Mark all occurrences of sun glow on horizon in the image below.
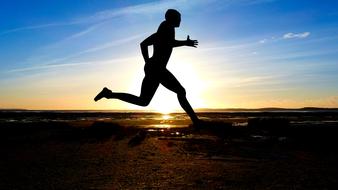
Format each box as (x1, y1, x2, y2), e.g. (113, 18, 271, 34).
(126, 58, 207, 114)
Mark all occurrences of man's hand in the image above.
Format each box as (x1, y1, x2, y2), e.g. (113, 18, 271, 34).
(186, 35, 198, 48)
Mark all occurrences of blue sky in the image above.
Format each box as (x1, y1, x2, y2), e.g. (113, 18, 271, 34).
(1, 0, 338, 110)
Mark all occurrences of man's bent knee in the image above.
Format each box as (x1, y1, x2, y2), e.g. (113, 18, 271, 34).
(139, 99, 151, 107)
(177, 87, 186, 97)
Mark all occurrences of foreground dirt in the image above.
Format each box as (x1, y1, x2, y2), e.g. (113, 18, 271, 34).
(1, 125, 338, 190)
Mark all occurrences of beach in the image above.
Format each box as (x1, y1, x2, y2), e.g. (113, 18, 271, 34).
(1, 110, 338, 189)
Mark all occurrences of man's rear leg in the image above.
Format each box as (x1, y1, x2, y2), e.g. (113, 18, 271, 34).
(94, 76, 159, 106)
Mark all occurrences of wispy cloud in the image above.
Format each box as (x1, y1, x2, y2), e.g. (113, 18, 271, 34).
(78, 0, 194, 23)
(0, 0, 277, 36)
(0, 23, 68, 36)
(77, 33, 144, 55)
(65, 23, 103, 40)
(47, 33, 143, 63)
(244, 0, 278, 5)
(283, 32, 310, 39)
(44, 21, 108, 50)
(231, 75, 284, 87)
(7, 34, 143, 73)
(258, 32, 310, 44)
(7, 57, 137, 73)
(259, 39, 267, 44)
(0, 0, 201, 36)
(7, 62, 94, 73)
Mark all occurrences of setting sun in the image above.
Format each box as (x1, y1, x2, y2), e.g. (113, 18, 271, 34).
(126, 58, 206, 114)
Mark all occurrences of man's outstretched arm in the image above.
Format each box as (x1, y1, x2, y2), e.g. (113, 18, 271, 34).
(173, 35, 198, 48)
(140, 33, 156, 62)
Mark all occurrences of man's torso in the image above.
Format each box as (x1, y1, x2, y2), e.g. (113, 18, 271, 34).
(151, 21, 174, 66)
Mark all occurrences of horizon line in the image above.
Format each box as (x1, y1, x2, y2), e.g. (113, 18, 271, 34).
(1, 107, 338, 112)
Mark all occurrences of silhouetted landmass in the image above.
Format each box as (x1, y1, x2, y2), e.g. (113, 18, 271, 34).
(196, 107, 338, 112)
(0, 108, 27, 111)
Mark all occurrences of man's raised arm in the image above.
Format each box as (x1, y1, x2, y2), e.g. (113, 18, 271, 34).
(173, 35, 198, 48)
(140, 33, 156, 62)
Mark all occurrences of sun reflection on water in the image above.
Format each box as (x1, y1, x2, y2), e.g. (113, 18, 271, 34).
(161, 114, 172, 120)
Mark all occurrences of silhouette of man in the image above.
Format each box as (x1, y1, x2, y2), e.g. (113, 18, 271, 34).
(94, 9, 200, 125)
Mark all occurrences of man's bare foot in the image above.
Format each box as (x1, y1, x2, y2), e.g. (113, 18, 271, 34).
(191, 119, 205, 130)
(94, 87, 111, 101)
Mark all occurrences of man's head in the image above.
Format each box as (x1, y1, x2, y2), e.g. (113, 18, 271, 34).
(165, 9, 181, 27)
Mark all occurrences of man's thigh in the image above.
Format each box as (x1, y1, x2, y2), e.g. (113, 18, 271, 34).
(140, 75, 160, 100)
(160, 70, 185, 94)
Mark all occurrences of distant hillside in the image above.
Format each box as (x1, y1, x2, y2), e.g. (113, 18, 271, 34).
(196, 107, 338, 112)
(0, 108, 27, 111)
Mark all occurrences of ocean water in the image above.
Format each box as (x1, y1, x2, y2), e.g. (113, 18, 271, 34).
(1, 110, 338, 128)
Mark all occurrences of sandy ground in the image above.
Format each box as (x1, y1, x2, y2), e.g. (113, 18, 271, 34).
(1, 120, 338, 190)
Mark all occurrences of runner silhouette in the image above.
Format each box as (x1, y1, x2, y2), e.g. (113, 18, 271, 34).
(94, 9, 201, 125)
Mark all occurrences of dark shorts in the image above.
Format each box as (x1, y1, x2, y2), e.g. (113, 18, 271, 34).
(144, 62, 166, 79)
(143, 62, 185, 95)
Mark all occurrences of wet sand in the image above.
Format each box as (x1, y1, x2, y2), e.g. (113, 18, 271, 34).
(1, 111, 338, 189)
